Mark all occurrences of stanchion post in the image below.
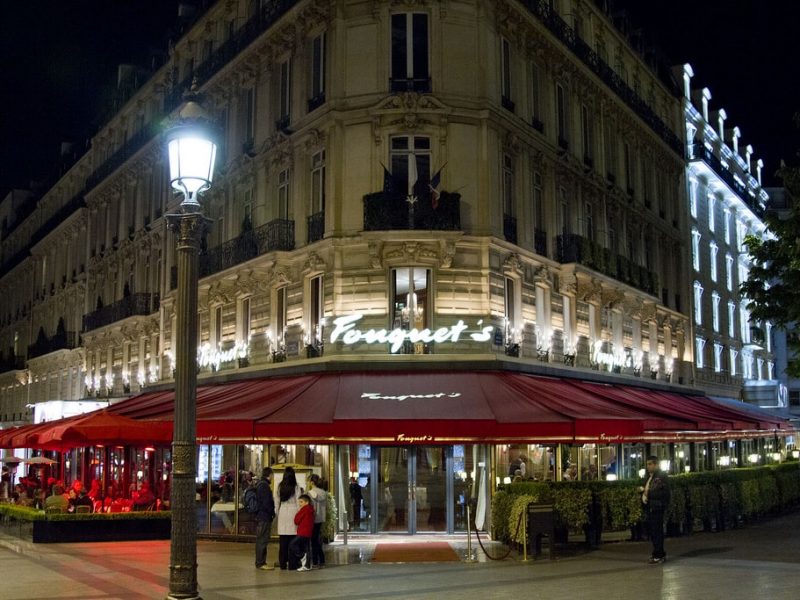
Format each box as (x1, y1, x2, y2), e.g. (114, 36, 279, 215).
(521, 506, 529, 562)
(465, 502, 476, 562)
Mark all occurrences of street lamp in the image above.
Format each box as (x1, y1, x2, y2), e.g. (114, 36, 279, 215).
(165, 80, 217, 600)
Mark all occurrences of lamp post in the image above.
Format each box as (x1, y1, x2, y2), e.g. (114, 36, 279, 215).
(165, 80, 217, 600)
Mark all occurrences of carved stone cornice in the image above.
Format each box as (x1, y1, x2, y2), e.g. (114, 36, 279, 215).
(383, 242, 439, 264)
(502, 253, 524, 276)
(576, 277, 603, 304)
(302, 252, 326, 275)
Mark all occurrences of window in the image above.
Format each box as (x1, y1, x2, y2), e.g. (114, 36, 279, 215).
(739, 304, 749, 343)
(279, 59, 291, 123)
(310, 33, 326, 107)
(736, 220, 747, 250)
(503, 154, 515, 217)
(311, 150, 325, 214)
(556, 84, 568, 147)
(623, 142, 632, 193)
(691, 228, 701, 271)
(584, 202, 594, 241)
(729, 347, 738, 376)
(504, 277, 519, 343)
(390, 136, 431, 196)
(391, 268, 431, 353)
(581, 105, 591, 164)
(714, 342, 723, 373)
(689, 178, 698, 218)
(242, 190, 253, 231)
(239, 297, 251, 342)
(278, 168, 290, 220)
(532, 171, 544, 230)
(766, 322, 773, 352)
(559, 187, 569, 233)
(501, 38, 512, 106)
(693, 281, 703, 326)
(695, 336, 705, 369)
(738, 262, 749, 288)
(728, 301, 736, 338)
(309, 275, 324, 344)
(725, 254, 734, 291)
(275, 286, 287, 344)
(213, 305, 223, 347)
(709, 241, 718, 282)
(723, 208, 731, 244)
(391, 13, 429, 92)
(531, 63, 543, 129)
(708, 194, 716, 232)
(712, 292, 720, 332)
(244, 87, 255, 145)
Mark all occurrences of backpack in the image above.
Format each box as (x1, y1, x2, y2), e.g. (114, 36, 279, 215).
(244, 485, 259, 514)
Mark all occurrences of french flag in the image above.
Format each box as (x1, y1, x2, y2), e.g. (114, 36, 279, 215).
(429, 165, 444, 209)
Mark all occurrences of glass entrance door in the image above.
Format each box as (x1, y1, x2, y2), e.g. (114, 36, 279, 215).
(376, 446, 447, 533)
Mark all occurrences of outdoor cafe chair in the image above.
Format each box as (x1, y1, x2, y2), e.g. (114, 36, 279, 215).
(45, 507, 64, 515)
(75, 505, 91, 514)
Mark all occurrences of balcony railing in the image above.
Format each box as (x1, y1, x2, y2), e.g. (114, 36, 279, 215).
(171, 219, 295, 288)
(503, 214, 518, 244)
(83, 293, 160, 332)
(0, 356, 26, 373)
(363, 191, 461, 231)
(556, 233, 659, 296)
(519, 0, 683, 157)
(389, 77, 432, 93)
(307, 211, 325, 244)
(86, 125, 158, 192)
(691, 143, 763, 217)
(27, 332, 78, 359)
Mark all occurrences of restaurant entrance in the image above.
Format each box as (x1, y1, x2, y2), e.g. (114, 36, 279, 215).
(344, 444, 487, 535)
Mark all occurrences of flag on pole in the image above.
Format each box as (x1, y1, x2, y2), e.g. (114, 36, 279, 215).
(408, 154, 418, 199)
(429, 164, 445, 209)
(382, 163, 398, 197)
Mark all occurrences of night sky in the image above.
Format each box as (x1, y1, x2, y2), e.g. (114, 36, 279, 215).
(1, 0, 798, 196)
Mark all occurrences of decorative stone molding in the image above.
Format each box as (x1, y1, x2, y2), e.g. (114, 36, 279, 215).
(439, 240, 456, 269)
(383, 242, 439, 264)
(368, 241, 383, 269)
(576, 277, 603, 304)
(302, 252, 326, 275)
(502, 253, 524, 277)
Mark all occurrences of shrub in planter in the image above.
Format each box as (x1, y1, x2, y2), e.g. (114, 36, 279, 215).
(772, 463, 800, 508)
(665, 476, 689, 532)
(508, 494, 539, 545)
(491, 491, 514, 542)
(550, 484, 592, 532)
(598, 483, 642, 531)
(0, 504, 44, 521)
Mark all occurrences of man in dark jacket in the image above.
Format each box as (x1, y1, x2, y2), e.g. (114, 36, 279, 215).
(639, 456, 671, 564)
(255, 467, 276, 570)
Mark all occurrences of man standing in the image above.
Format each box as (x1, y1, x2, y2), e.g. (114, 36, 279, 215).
(639, 456, 671, 564)
(255, 467, 275, 570)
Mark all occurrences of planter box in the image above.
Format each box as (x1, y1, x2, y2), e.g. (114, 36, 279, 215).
(32, 517, 171, 543)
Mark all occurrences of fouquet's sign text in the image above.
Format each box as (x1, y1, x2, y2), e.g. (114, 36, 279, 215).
(329, 314, 494, 353)
(362, 392, 462, 402)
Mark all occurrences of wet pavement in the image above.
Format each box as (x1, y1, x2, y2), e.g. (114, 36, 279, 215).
(1, 511, 799, 599)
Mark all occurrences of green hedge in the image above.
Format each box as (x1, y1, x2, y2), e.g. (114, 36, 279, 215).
(0, 504, 169, 522)
(492, 464, 800, 543)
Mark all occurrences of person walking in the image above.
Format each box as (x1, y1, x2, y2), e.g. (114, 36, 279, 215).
(307, 474, 328, 568)
(275, 466, 303, 570)
(254, 467, 275, 570)
(290, 493, 315, 572)
(639, 455, 671, 564)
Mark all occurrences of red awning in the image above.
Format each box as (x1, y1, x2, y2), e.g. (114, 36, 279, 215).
(101, 371, 790, 445)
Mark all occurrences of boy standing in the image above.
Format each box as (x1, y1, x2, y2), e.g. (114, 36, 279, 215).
(290, 493, 315, 572)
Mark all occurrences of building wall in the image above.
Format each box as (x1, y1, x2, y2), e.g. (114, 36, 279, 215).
(1, 0, 691, 426)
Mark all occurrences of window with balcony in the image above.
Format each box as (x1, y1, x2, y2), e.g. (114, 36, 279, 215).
(695, 336, 705, 369)
(709, 241, 718, 282)
(559, 187, 570, 234)
(584, 202, 594, 242)
(278, 59, 291, 128)
(712, 292, 720, 332)
(581, 104, 592, 167)
(311, 150, 325, 214)
(531, 62, 543, 131)
(556, 84, 568, 149)
(391, 13, 429, 92)
(391, 268, 430, 353)
(728, 301, 736, 338)
(713, 343, 723, 373)
(532, 171, 545, 255)
(729, 347, 738, 376)
(723, 208, 731, 244)
(693, 281, 703, 326)
(689, 177, 698, 218)
(243, 87, 255, 149)
(309, 32, 326, 111)
(390, 136, 431, 196)
(725, 254, 734, 291)
(691, 228, 701, 271)
(500, 37, 513, 111)
(708, 194, 716, 232)
(623, 142, 633, 195)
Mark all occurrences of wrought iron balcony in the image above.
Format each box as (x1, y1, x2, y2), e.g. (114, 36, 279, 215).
(556, 233, 659, 296)
(171, 219, 295, 288)
(389, 77, 432, 93)
(534, 228, 548, 257)
(83, 293, 160, 332)
(363, 191, 461, 231)
(503, 214, 518, 244)
(690, 143, 762, 217)
(28, 332, 78, 359)
(307, 211, 324, 244)
(0, 355, 26, 373)
(86, 125, 157, 192)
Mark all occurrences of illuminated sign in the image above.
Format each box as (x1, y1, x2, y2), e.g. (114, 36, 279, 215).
(329, 314, 493, 353)
(197, 341, 249, 370)
(362, 392, 462, 402)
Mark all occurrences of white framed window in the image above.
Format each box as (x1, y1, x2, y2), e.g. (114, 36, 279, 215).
(693, 281, 703, 326)
(390, 135, 431, 196)
(391, 267, 431, 353)
(738, 262, 749, 288)
(766, 322, 773, 352)
(689, 177, 698, 218)
(723, 208, 731, 244)
(277, 168, 290, 220)
(310, 32, 326, 103)
(725, 254, 734, 291)
(504, 276, 520, 343)
(279, 59, 292, 122)
(729, 347, 738, 376)
(391, 13, 430, 91)
(727, 301, 736, 338)
(712, 292, 720, 332)
(310, 150, 325, 214)
(238, 297, 251, 343)
(714, 342, 723, 373)
(308, 275, 324, 344)
(691, 228, 701, 271)
(709, 241, 718, 282)
(695, 336, 705, 369)
(274, 286, 287, 345)
(739, 304, 749, 343)
(708, 193, 716, 232)
(736, 220, 747, 250)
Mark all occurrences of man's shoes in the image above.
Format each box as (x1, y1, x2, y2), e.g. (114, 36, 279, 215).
(300, 553, 308, 569)
(648, 556, 666, 564)
(297, 566, 311, 572)
(258, 564, 275, 570)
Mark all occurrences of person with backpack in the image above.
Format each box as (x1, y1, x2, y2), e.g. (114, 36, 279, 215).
(253, 467, 275, 570)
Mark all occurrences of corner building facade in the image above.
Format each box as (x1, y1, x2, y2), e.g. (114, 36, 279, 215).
(5, 1, 789, 538)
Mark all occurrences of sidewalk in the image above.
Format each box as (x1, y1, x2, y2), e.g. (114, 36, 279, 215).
(2, 512, 799, 600)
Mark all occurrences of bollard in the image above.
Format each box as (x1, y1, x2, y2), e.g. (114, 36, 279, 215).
(465, 502, 476, 562)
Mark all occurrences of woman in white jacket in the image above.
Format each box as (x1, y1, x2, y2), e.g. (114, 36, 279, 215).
(274, 467, 303, 569)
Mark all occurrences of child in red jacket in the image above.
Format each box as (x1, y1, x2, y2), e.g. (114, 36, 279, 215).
(290, 494, 315, 571)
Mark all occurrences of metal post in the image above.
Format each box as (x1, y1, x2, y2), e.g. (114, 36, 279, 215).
(521, 506, 529, 562)
(464, 501, 476, 562)
(166, 209, 207, 600)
